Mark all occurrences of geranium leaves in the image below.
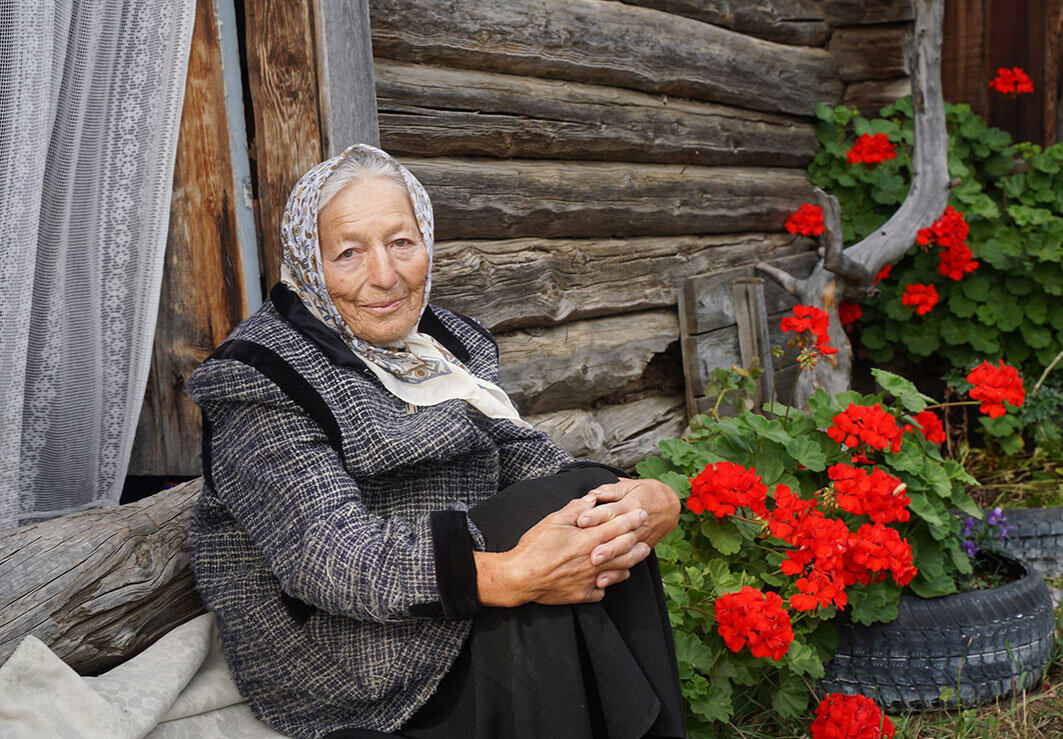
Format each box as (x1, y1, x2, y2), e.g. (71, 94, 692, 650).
(872, 368, 936, 412)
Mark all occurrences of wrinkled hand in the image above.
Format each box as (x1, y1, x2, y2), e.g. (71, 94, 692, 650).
(577, 478, 680, 554)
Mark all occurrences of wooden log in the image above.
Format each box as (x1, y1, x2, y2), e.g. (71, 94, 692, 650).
(831, 24, 911, 82)
(368, 0, 843, 116)
(528, 395, 687, 472)
(821, 0, 914, 27)
(244, 0, 323, 288)
(498, 310, 679, 415)
(431, 233, 813, 332)
(843, 77, 912, 115)
(618, 0, 830, 47)
(376, 60, 817, 167)
(0, 479, 204, 675)
(402, 158, 816, 241)
(313, 0, 380, 154)
(129, 0, 248, 476)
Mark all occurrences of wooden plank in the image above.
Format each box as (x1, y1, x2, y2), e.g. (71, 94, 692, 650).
(1044, 0, 1063, 145)
(129, 0, 247, 476)
(830, 24, 911, 82)
(528, 395, 687, 472)
(497, 310, 679, 414)
(617, 0, 830, 46)
(368, 0, 843, 116)
(431, 233, 813, 331)
(244, 0, 323, 289)
(686, 311, 793, 392)
(376, 60, 818, 167)
(987, 0, 1046, 145)
(679, 252, 818, 335)
(822, 0, 914, 26)
(733, 278, 775, 408)
(0, 480, 204, 675)
(313, 0, 380, 154)
(843, 77, 913, 115)
(941, 0, 988, 121)
(402, 158, 817, 241)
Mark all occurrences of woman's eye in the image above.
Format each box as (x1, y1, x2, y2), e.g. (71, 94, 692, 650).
(339, 248, 355, 259)
(393, 238, 412, 248)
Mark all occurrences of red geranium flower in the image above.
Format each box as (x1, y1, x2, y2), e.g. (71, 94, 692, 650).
(784, 203, 825, 237)
(847, 133, 897, 166)
(874, 264, 892, 284)
(990, 66, 1034, 96)
(827, 403, 904, 453)
(714, 586, 794, 661)
(917, 206, 978, 281)
(812, 693, 895, 739)
(846, 523, 917, 587)
(839, 301, 862, 326)
(967, 359, 1025, 418)
(901, 283, 939, 315)
(688, 461, 768, 518)
(780, 304, 838, 355)
(903, 409, 946, 444)
(791, 570, 848, 611)
(828, 463, 910, 524)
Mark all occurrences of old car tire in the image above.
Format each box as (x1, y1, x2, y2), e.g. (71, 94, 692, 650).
(998, 507, 1063, 579)
(819, 553, 1055, 712)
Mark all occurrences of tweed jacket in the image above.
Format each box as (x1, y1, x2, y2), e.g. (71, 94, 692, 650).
(186, 283, 578, 738)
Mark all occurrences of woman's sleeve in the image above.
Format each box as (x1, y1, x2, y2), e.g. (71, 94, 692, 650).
(195, 361, 480, 625)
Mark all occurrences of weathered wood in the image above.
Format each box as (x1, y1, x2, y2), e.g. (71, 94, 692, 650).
(682, 312, 794, 398)
(618, 0, 830, 46)
(831, 24, 911, 81)
(498, 310, 679, 415)
(733, 278, 775, 409)
(843, 77, 912, 115)
(402, 158, 816, 241)
(376, 61, 818, 167)
(368, 0, 843, 116)
(680, 253, 818, 335)
(313, 0, 380, 154)
(0, 479, 204, 675)
(691, 364, 801, 416)
(129, 0, 248, 476)
(528, 395, 687, 472)
(431, 233, 812, 332)
(941, 0, 987, 122)
(244, 0, 323, 289)
(821, 0, 914, 27)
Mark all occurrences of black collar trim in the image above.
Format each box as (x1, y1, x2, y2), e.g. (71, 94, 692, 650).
(268, 282, 471, 369)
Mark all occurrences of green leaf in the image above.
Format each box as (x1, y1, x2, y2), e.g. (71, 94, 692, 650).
(748, 452, 786, 486)
(636, 455, 674, 479)
(921, 459, 953, 498)
(706, 558, 741, 597)
(785, 436, 828, 472)
(907, 490, 946, 528)
(702, 518, 743, 555)
(909, 571, 959, 598)
(659, 471, 692, 499)
(807, 389, 839, 428)
(771, 671, 810, 718)
(848, 580, 901, 625)
(962, 275, 992, 302)
(689, 683, 734, 724)
(672, 630, 717, 675)
(739, 413, 793, 446)
(807, 621, 840, 662)
(872, 368, 935, 412)
(785, 640, 826, 679)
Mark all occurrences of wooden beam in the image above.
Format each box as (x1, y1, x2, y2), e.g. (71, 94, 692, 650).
(528, 395, 687, 472)
(368, 0, 843, 116)
(843, 77, 913, 115)
(129, 0, 248, 476)
(831, 24, 912, 82)
(244, 0, 323, 290)
(431, 233, 814, 332)
(497, 310, 679, 415)
(313, 0, 380, 154)
(375, 60, 817, 167)
(617, 0, 830, 47)
(682, 311, 794, 396)
(821, 0, 914, 26)
(401, 158, 817, 241)
(0, 480, 204, 675)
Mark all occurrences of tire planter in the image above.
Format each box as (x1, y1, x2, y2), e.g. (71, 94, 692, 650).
(995, 507, 1063, 579)
(819, 552, 1055, 712)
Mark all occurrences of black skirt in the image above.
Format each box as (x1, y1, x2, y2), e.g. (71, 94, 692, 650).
(325, 464, 686, 739)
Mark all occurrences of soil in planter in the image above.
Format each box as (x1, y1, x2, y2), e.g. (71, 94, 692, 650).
(954, 549, 1024, 593)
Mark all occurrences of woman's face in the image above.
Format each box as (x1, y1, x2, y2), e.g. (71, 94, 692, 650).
(318, 175, 429, 346)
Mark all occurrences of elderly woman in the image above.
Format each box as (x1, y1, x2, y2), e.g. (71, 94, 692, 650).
(187, 144, 684, 739)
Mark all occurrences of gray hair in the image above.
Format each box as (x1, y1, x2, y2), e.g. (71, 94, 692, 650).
(317, 147, 408, 211)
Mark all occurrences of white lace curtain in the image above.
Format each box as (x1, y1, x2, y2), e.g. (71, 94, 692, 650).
(0, 1, 195, 528)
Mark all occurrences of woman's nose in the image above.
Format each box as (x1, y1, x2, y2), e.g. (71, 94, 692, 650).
(365, 245, 399, 289)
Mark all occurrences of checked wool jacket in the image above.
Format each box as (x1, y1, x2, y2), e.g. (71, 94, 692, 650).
(186, 283, 577, 738)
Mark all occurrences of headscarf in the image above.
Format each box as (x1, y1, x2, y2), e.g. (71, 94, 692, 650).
(279, 143, 529, 428)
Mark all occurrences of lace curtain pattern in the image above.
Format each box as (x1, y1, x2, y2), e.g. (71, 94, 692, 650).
(0, 1, 196, 528)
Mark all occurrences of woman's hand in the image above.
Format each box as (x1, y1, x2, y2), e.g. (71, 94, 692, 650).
(576, 478, 681, 551)
(474, 494, 651, 608)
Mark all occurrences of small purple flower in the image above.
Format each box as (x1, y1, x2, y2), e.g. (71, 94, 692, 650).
(998, 523, 1012, 543)
(987, 507, 1004, 526)
(961, 540, 980, 557)
(963, 517, 977, 537)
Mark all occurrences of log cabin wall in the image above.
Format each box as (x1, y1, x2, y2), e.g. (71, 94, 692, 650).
(130, 0, 916, 477)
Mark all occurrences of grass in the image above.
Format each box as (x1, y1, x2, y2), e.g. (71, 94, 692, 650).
(963, 446, 1063, 510)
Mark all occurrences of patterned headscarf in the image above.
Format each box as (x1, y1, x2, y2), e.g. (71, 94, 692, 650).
(279, 144, 528, 426)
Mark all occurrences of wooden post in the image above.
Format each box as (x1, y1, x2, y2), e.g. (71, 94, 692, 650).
(733, 277, 775, 410)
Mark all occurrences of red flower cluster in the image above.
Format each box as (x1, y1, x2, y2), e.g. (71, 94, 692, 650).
(903, 409, 946, 444)
(917, 206, 978, 281)
(828, 464, 910, 524)
(688, 461, 768, 517)
(990, 66, 1034, 96)
(714, 586, 794, 661)
(827, 403, 904, 453)
(765, 484, 817, 541)
(967, 359, 1026, 418)
(847, 524, 917, 587)
(812, 693, 895, 739)
(874, 264, 892, 284)
(780, 304, 838, 355)
(784, 202, 825, 237)
(901, 283, 939, 315)
(847, 133, 897, 166)
(839, 301, 862, 326)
